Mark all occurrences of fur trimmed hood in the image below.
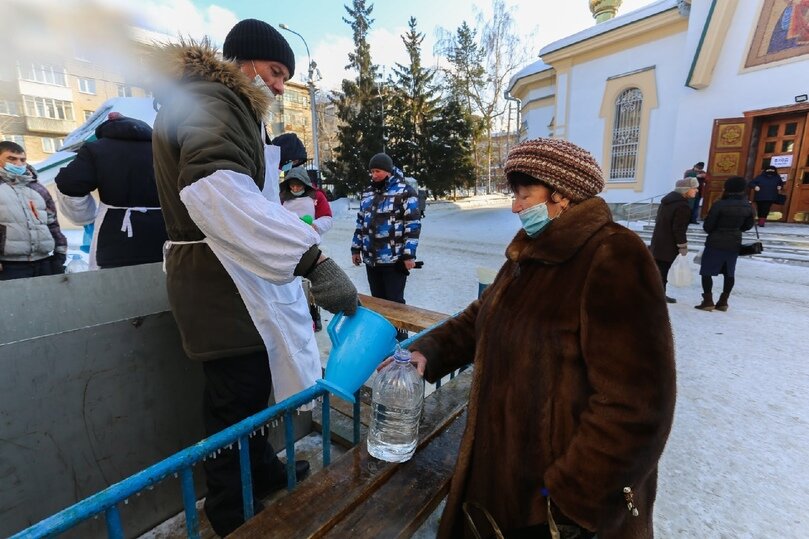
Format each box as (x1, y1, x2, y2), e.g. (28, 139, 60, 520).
(150, 38, 270, 121)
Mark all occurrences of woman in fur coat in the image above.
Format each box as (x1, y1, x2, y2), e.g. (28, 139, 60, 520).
(402, 138, 677, 539)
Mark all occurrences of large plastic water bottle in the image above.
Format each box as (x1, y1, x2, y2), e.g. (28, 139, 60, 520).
(65, 254, 89, 273)
(367, 346, 424, 462)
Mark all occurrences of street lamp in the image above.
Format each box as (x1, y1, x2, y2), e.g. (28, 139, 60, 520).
(376, 66, 387, 153)
(376, 78, 385, 153)
(279, 23, 321, 174)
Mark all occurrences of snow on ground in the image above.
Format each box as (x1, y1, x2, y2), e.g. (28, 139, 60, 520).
(62, 195, 807, 536)
(320, 196, 809, 538)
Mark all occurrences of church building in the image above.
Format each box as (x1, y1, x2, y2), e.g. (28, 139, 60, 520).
(507, 0, 809, 222)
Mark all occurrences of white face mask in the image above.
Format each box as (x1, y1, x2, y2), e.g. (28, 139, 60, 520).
(251, 61, 275, 99)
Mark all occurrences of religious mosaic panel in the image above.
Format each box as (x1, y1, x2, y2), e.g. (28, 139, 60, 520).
(711, 152, 742, 177)
(746, 0, 809, 68)
(716, 123, 745, 148)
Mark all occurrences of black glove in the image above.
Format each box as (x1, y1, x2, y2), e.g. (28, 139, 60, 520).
(307, 258, 358, 315)
(395, 258, 410, 276)
(51, 252, 67, 274)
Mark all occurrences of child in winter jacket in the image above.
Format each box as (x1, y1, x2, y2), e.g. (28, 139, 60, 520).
(280, 166, 333, 331)
(279, 166, 332, 238)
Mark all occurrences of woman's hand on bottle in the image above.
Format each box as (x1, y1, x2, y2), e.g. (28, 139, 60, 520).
(376, 350, 427, 377)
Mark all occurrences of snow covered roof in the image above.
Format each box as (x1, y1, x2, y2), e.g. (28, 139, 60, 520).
(540, 0, 680, 57)
(507, 59, 553, 94)
(33, 97, 157, 185)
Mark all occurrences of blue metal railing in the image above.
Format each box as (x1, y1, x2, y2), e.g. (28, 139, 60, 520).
(10, 384, 352, 539)
(12, 318, 455, 539)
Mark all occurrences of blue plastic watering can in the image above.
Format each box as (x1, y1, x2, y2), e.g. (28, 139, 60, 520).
(316, 306, 399, 402)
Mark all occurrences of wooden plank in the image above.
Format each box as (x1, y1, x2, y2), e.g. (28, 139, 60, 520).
(230, 370, 472, 539)
(358, 294, 449, 333)
(321, 413, 465, 539)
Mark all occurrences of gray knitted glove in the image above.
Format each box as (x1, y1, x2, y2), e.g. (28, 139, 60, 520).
(307, 258, 359, 315)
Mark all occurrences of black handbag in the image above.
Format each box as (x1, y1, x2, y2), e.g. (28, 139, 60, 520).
(739, 223, 763, 256)
(775, 193, 787, 205)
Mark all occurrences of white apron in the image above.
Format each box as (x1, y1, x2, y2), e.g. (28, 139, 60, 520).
(88, 203, 161, 269)
(166, 135, 321, 409)
(55, 191, 160, 270)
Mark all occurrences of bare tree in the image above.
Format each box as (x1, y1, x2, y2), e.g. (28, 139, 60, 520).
(475, 0, 532, 193)
(436, 0, 532, 194)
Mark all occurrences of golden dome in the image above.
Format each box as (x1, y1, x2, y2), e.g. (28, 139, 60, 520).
(589, 0, 623, 23)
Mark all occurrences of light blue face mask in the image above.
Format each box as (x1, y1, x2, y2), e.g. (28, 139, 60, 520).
(281, 161, 294, 173)
(518, 202, 553, 237)
(290, 189, 306, 197)
(4, 163, 28, 176)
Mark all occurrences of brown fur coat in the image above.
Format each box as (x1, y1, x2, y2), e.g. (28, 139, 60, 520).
(413, 197, 676, 538)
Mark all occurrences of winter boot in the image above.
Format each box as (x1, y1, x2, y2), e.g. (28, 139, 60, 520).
(694, 293, 715, 311)
(715, 293, 730, 312)
(665, 296, 677, 304)
(310, 304, 322, 332)
(758, 217, 766, 227)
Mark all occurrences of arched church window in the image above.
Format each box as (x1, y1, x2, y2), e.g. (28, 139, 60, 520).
(609, 88, 643, 182)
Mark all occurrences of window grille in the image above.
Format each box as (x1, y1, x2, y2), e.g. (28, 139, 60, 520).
(609, 88, 642, 182)
(78, 78, 96, 94)
(17, 63, 68, 86)
(41, 137, 64, 153)
(2, 135, 25, 147)
(23, 96, 74, 121)
(0, 100, 19, 115)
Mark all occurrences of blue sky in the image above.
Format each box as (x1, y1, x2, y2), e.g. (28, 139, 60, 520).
(105, 0, 653, 90)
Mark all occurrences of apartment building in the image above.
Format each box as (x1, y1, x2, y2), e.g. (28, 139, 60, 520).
(2, 28, 314, 167)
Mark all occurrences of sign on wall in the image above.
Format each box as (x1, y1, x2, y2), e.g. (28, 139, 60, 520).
(746, 0, 809, 68)
(771, 154, 794, 167)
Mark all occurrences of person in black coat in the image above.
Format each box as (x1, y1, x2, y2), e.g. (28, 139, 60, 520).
(748, 165, 785, 227)
(650, 177, 698, 303)
(55, 112, 167, 268)
(695, 176, 755, 312)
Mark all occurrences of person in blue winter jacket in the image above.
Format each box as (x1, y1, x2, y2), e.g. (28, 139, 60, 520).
(351, 153, 421, 339)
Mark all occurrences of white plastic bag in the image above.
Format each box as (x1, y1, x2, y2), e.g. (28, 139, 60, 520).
(670, 255, 693, 288)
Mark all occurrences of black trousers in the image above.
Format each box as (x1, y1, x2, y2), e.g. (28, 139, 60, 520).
(201, 351, 284, 536)
(366, 264, 409, 340)
(0, 258, 55, 280)
(755, 200, 773, 219)
(655, 258, 673, 291)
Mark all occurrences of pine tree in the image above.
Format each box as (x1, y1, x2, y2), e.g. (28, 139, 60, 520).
(425, 96, 476, 197)
(325, 0, 384, 196)
(439, 21, 486, 192)
(386, 17, 439, 183)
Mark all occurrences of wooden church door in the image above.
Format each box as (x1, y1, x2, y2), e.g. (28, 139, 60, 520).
(703, 118, 750, 217)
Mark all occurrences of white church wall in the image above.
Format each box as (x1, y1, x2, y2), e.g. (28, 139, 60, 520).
(564, 30, 690, 204)
(520, 80, 556, 139)
(671, 0, 809, 179)
(523, 103, 555, 139)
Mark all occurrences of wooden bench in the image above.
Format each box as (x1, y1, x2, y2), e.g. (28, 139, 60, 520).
(229, 297, 469, 539)
(357, 293, 449, 333)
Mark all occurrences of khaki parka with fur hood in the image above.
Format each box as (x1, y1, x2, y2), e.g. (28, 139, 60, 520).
(413, 197, 676, 539)
(151, 40, 320, 360)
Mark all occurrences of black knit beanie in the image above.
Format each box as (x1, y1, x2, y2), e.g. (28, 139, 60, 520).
(272, 133, 307, 166)
(223, 19, 296, 77)
(724, 176, 747, 194)
(368, 153, 393, 173)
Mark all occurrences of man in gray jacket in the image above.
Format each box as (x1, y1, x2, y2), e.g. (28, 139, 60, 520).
(0, 141, 67, 280)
